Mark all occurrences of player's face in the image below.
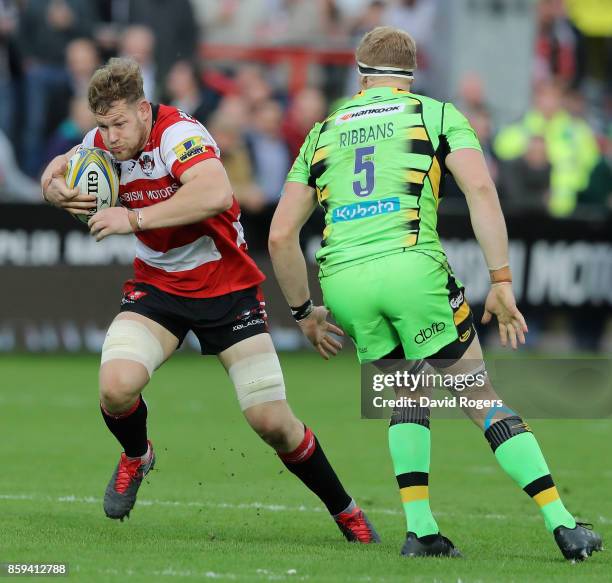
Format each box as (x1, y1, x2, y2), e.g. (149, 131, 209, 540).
(95, 99, 151, 161)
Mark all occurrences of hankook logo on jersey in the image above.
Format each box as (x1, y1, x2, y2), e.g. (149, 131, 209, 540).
(335, 104, 405, 125)
(414, 322, 446, 344)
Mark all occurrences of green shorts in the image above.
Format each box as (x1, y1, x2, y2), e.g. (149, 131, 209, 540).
(319, 250, 473, 363)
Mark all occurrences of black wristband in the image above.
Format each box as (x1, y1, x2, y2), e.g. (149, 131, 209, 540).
(290, 299, 314, 321)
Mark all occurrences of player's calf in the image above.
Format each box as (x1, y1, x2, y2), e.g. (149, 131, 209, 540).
(229, 348, 378, 542)
(98, 317, 169, 520)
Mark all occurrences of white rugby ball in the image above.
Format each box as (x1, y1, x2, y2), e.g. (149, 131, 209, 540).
(65, 147, 120, 224)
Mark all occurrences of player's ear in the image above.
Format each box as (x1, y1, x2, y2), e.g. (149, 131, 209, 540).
(136, 98, 149, 120)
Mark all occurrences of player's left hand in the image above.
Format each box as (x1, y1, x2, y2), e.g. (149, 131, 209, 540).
(481, 283, 528, 349)
(88, 207, 133, 242)
(298, 305, 344, 360)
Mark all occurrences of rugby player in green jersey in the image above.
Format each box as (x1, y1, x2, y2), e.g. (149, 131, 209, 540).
(269, 26, 602, 560)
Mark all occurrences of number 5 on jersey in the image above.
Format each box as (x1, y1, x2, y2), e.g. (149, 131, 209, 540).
(353, 146, 375, 197)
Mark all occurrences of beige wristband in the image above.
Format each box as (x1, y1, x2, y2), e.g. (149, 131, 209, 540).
(489, 265, 512, 284)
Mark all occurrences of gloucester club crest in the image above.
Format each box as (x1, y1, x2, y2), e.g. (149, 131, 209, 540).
(139, 154, 155, 176)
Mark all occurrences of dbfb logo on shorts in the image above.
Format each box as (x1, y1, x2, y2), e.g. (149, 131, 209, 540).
(414, 321, 446, 344)
(335, 104, 405, 125)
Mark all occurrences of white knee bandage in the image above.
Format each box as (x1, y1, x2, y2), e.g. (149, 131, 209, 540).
(228, 352, 286, 411)
(101, 320, 165, 378)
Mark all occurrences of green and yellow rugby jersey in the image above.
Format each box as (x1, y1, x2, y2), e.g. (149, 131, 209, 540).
(286, 87, 482, 275)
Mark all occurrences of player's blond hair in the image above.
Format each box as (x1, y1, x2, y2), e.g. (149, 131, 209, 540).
(356, 26, 417, 71)
(88, 58, 145, 115)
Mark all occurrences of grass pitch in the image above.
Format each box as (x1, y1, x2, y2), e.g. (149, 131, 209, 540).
(1, 352, 610, 582)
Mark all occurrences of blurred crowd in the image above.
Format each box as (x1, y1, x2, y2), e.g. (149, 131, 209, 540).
(0, 0, 610, 242)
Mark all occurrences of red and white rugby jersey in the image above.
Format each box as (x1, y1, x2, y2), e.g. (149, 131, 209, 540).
(82, 104, 264, 298)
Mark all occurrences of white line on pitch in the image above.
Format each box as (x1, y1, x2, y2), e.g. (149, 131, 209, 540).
(1, 493, 608, 525)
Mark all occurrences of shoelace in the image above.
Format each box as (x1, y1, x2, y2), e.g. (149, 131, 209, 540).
(576, 522, 593, 530)
(339, 510, 372, 542)
(114, 454, 144, 494)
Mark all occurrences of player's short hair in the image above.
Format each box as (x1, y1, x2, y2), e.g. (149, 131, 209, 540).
(356, 26, 417, 72)
(88, 57, 145, 115)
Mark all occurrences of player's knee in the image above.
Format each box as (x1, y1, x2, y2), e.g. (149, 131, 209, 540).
(101, 319, 165, 380)
(247, 411, 294, 449)
(228, 352, 286, 411)
(99, 362, 146, 411)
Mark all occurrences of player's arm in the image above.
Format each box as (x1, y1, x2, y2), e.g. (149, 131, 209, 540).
(446, 149, 509, 271)
(40, 145, 97, 214)
(446, 148, 527, 349)
(135, 158, 232, 229)
(269, 181, 343, 359)
(88, 158, 233, 240)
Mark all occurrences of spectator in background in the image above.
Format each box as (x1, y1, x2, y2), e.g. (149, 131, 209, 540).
(578, 135, 612, 214)
(282, 87, 327, 158)
(498, 135, 551, 212)
(194, 0, 271, 46)
(129, 0, 198, 96)
(234, 64, 276, 112)
(381, 0, 437, 92)
(255, 0, 325, 47)
(0, 129, 41, 202)
(0, 0, 20, 143)
(120, 25, 156, 101)
(214, 94, 251, 130)
(243, 99, 291, 252)
(18, 0, 98, 176)
(43, 96, 95, 164)
(382, 0, 436, 54)
(92, 0, 130, 61)
(457, 71, 488, 113)
(534, 0, 580, 86)
(65, 38, 100, 98)
(465, 105, 498, 182)
(342, 1, 386, 95)
(165, 60, 220, 125)
(208, 112, 265, 215)
(345, 0, 385, 45)
(494, 82, 599, 217)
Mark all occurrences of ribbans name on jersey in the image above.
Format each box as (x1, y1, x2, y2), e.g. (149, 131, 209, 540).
(81, 105, 264, 299)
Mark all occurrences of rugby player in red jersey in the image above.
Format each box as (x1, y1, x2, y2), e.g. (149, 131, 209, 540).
(40, 58, 378, 543)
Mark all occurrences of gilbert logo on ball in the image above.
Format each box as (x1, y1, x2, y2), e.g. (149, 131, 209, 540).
(65, 147, 120, 224)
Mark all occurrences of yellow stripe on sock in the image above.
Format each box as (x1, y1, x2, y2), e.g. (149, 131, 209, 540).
(533, 486, 560, 507)
(400, 485, 429, 503)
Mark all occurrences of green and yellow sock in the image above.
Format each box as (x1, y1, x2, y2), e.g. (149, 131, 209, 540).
(388, 405, 439, 537)
(485, 416, 576, 532)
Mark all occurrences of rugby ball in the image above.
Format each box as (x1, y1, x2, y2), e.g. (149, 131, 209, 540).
(65, 147, 120, 224)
